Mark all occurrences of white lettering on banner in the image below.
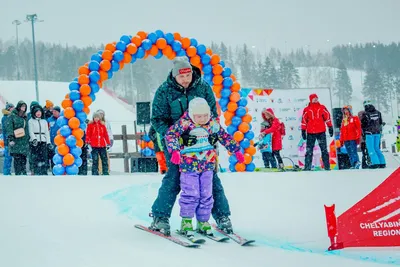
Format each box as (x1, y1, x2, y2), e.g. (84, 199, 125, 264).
(373, 230, 400, 237)
(360, 221, 400, 229)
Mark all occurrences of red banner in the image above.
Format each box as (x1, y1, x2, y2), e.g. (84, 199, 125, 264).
(334, 167, 400, 248)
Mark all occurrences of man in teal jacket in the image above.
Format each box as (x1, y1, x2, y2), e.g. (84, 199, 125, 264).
(150, 57, 233, 235)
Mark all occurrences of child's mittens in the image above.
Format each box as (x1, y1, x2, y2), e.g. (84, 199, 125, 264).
(170, 151, 181, 165)
(235, 151, 245, 163)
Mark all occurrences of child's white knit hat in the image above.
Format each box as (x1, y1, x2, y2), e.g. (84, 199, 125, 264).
(188, 97, 210, 122)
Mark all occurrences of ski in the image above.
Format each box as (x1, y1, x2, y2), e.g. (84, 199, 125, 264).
(197, 232, 230, 242)
(176, 230, 206, 244)
(211, 224, 255, 246)
(134, 224, 200, 248)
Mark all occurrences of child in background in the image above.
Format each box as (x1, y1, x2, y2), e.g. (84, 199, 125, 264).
(165, 97, 244, 237)
(257, 121, 276, 168)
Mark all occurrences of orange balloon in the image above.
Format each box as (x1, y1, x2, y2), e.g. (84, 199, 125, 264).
(131, 35, 142, 47)
(150, 45, 159, 56)
(72, 128, 84, 139)
(65, 93, 70, 99)
(212, 75, 223, 85)
(215, 91, 222, 99)
(212, 86, 222, 95)
(224, 111, 234, 120)
(64, 107, 75, 119)
(190, 55, 201, 66)
(230, 75, 237, 82)
(235, 163, 246, 172)
(100, 60, 111, 71)
(186, 46, 196, 57)
(57, 129, 61, 135)
(81, 96, 92, 107)
(83, 107, 90, 115)
(76, 138, 84, 148)
(213, 84, 223, 92)
(97, 81, 103, 88)
(242, 114, 252, 123)
(156, 38, 167, 49)
(181, 37, 191, 49)
(80, 84, 91, 96)
(250, 140, 255, 146)
(230, 92, 241, 102)
(173, 32, 181, 41)
(54, 135, 65, 146)
(78, 74, 89, 85)
(105, 43, 116, 53)
(148, 141, 154, 150)
(212, 64, 223, 75)
(227, 102, 238, 112)
(57, 144, 70, 156)
(231, 82, 241, 92)
(99, 70, 108, 82)
(245, 145, 257, 156)
(210, 54, 221, 66)
(206, 48, 213, 55)
(137, 31, 148, 40)
(225, 119, 232, 126)
(78, 65, 90, 75)
(68, 117, 80, 129)
(243, 153, 252, 164)
(123, 52, 132, 63)
(167, 51, 176, 60)
(126, 43, 138, 55)
(102, 50, 113, 61)
(140, 141, 146, 149)
(233, 131, 244, 142)
(119, 61, 125, 70)
(62, 99, 72, 109)
(162, 45, 173, 57)
(238, 122, 250, 133)
(63, 153, 75, 166)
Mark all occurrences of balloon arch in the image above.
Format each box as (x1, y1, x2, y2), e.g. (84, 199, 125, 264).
(52, 30, 256, 175)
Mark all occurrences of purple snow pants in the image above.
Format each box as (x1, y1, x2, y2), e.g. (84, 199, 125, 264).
(179, 170, 214, 222)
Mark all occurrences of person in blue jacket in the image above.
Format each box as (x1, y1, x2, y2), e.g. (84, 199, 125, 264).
(47, 106, 61, 169)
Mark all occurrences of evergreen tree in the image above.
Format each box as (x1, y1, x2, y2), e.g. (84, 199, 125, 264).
(278, 59, 300, 88)
(334, 62, 353, 106)
(238, 44, 254, 86)
(363, 67, 389, 111)
(258, 56, 279, 88)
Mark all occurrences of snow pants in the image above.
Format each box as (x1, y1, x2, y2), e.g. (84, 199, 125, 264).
(305, 132, 330, 170)
(365, 134, 385, 166)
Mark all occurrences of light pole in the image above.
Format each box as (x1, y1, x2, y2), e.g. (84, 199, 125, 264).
(12, 20, 21, 80)
(26, 14, 43, 102)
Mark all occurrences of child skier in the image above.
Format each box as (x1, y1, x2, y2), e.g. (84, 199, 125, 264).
(28, 105, 52, 175)
(257, 121, 276, 168)
(86, 112, 110, 175)
(165, 97, 244, 237)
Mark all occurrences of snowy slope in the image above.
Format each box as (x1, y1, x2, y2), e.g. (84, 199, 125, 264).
(0, 167, 399, 267)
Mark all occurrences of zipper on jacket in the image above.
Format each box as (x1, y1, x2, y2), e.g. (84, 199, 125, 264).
(38, 119, 42, 142)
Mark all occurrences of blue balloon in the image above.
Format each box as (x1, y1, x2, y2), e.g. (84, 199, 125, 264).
(201, 54, 211, 65)
(238, 98, 248, 107)
(165, 33, 174, 44)
(172, 41, 182, 52)
(222, 67, 232, 77)
(190, 38, 198, 47)
(143, 135, 151, 142)
(155, 30, 165, 38)
(113, 51, 124, 62)
(219, 98, 229, 108)
(229, 155, 238, 164)
(111, 60, 120, 71)
(60, 125, 72, 137)
(107, 70, 114, 79)
(249, 123, 252, 130)
(197, 44, 206, 55)
(53, 164, 65, 175)
(90, 54, 102, 63)
(245, 131, 255, 140)
(73, 77, 78, 82)
(72, 100, 84, 112)
(74, 157, 83, 167)
(136, 47, 145, 59)
(79, 123, 87, 131)
(246, 162, 256, 172)
(89, 71, 100, 83)
(227, 125, 237, 135)
(71, 146, 82, 158)
(90, 93, 96, 102)
(90, 83, 100, 94)
(229, 163, 236, 172)
(221, 106, 227, 112)
(147, 32, 157, 43)
(130, 55, 137, 64)
(203, 64, 212, 74)
(205, 79, 213, 86)
(154, 50, 163, 59)
(203, 74, 213, 83)
(220, 61, 225, 68)
(232, 116, 242, 126)
(76, 111, 87, 122)
(57, 116, 68, 127)
(66, 164, 79, 175)
(120, 35, 131, 44)
(98, 50, 103, 55)
(236, 107, 247, 117)
(52, 153, 63, 165)
(66, 135, 77, 147)
(240, 138, 251, 149)
(176, 50, 187, 57)
(143, 147, 152, 157)
(70, 90, 80, 101)
(223, 77, 234, 87)
(141, 39, 152, 50)
(89, 60, 100, 71)
(116, 41, 127, 52)
(60, 110, 64, 116)
(221, 89, 231, 98)
(69, 81, 80, 91)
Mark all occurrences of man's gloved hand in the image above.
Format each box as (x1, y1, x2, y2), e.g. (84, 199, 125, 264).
(301, 130, 307, 140)
(208, 133, 219, 146)
(9, 141, 15, 147)
(181, 131, 197, 146)
(328, 127, 334, 137)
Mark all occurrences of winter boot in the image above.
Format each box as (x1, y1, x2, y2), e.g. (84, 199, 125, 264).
(216, 216, 233, 234)
(180, 218, 194, 236)
(369, 164, 379, 169)
(197, 221, 212, 235)
(149, 215, 171, 236)
(354, 162, 361, 169)
(379, 164, 386, 168)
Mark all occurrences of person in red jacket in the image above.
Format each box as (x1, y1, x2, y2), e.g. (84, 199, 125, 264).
(260, 108, 284, 170)
(301, 93, 333, 171)
(339, 105, 361, 169)
(86, 111, 111, 175)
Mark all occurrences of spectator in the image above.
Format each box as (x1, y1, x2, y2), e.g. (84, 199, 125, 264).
(257, 120, 276, 168)
(339, 105, 361, 169)
(96, 109, 113, 174)
(357, 110, 370, 169)
(2, 102, 15, 175)
(43, 100, 54, 120)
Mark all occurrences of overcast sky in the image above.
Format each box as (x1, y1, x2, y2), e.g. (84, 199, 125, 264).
(1, 0, 399, 54)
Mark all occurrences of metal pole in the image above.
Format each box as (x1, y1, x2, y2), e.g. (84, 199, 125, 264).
(12, 20, 21, 80)
(26, 14, 42, 102)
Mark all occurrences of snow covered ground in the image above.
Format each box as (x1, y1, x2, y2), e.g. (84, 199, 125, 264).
(0, 164, 399, 267)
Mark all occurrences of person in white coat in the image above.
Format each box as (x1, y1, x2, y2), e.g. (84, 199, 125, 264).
(96, 109, 113, 174)
(29, 105, 52, 175)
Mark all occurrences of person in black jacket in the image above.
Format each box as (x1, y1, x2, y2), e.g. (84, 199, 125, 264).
(360, 100, 385, 169)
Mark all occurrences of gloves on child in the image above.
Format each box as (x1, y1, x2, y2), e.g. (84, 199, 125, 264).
(208, 133, 219, 146)
(235, 151, 245, 163)
(181, 132, 197, 146)
(170, 151, 181, 165)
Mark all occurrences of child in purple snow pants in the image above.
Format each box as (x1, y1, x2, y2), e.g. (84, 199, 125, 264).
(165, 97, 244, 236)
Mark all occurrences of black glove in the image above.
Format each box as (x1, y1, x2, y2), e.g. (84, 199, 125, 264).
(301, 130, 307, 140)
(32, 139, 38, 146)
(208, 133, 219, 146)
(328, 127, 334, 137)
(181, 131, 197, 146)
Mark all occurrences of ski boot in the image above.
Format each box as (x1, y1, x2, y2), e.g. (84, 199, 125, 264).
(179, 218, 195, 237)
(216, 216, 233, 234)
(149, 214, 171, 236)
(278, 163, 285, 172)
(197, 221, 212, 236)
